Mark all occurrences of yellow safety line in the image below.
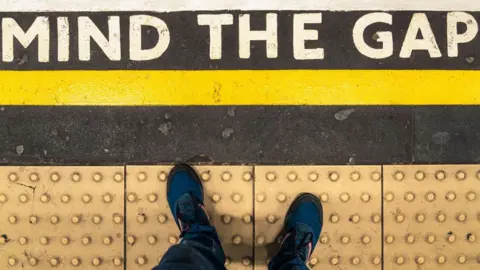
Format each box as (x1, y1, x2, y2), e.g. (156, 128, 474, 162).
(1, 70, 479, 105)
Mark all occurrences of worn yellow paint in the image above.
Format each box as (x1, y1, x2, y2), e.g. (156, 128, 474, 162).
(0, 70, 478, 105)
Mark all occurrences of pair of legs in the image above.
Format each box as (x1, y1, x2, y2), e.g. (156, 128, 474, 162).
(153, 165, 323, 270)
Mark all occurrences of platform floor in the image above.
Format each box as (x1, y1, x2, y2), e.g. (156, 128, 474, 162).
(1, 165, 479, 269)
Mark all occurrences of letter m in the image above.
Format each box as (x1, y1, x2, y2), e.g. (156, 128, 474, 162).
(2, 17, 50, 62)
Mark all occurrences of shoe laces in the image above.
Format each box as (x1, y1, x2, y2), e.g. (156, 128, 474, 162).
(175, 192, 209, 237)
(281, 227, 313, 261)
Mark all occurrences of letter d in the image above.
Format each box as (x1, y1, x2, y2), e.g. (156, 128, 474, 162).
(130, 15, 170, 61)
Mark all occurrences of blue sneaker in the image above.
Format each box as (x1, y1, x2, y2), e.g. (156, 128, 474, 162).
(167, 164, 211, 237)
(272, 193, 323, 265)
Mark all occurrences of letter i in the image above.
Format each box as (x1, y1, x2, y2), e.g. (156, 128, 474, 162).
(57, 17, 69, 62)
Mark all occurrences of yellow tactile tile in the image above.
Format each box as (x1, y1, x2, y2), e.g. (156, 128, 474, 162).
(126, 165, 254, 270)
(254, 166, 382, 269)
(384, 165, 480, 269)
(0, 166, 125, 269)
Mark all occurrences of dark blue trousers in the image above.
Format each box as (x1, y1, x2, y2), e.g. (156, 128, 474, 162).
(153, 223, 308, 270)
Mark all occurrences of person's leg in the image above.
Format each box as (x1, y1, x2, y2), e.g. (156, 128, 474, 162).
(268, 193, 323, 270)
(153, 164, 226, 270)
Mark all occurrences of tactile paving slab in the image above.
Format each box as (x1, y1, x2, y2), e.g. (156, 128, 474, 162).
(3, 164, 479, 270)
(126, 165, 254, 270)
(254, 166, 382, 269)
(0, 166, 125, 269)
(384, 165, 480, 269)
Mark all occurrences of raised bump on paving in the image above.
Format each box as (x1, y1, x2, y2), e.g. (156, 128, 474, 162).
(254, 166, 382, 269)
(126, 165, 254, 269)
(0, 166, 125, 269)
(384, 165, 480, 269)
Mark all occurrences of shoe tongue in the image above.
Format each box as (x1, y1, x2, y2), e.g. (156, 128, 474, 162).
(283, 225, 313, 261)
(175, 193, 209, 230)
(176, 194, 197, 225)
